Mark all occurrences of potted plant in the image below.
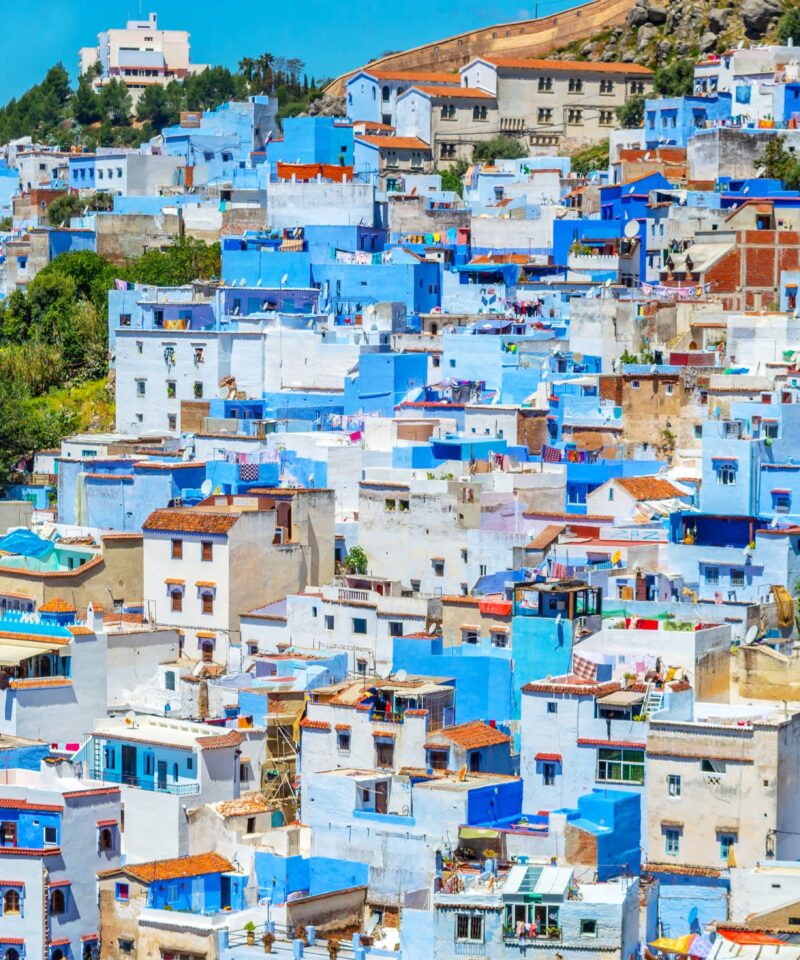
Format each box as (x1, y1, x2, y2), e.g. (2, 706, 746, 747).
(262, 931, 275, 954)
(245, 921, 256, 946)
(547, 925, 560, 939)
(327, 940, 341, 960)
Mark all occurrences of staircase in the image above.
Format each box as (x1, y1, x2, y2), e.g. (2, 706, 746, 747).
(642, 684, 664, 717)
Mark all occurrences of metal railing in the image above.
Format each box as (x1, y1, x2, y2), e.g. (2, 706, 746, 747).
(90, 767, 200, 796)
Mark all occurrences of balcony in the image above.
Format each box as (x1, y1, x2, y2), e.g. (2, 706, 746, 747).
(91, 767, 200, 796)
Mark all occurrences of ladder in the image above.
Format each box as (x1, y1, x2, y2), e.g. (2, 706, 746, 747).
(642, 683, 664, 717)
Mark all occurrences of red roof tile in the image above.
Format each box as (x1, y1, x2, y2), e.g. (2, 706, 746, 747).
(613, 476, 687, 501)
(434, 721, 511, 750)
(111, 851, 234, 883)
(38, 599, 76, 613)
(535, 753, 562, 762)
(483, 56, 653, 75)
(413, 84, 495, 99)
(143, 509, 239, 535)
(357, 135, 432, 151)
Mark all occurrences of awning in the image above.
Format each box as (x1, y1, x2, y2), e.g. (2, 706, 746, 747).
(460, 827, 501, 840)
(0, 641, 59, 666)
(596, 690, 646, 707)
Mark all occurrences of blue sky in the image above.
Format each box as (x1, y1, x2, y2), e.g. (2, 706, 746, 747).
(0, 0, 573, 102)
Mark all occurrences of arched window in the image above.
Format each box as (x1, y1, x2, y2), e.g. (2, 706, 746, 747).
(49, 888, 66, 915)
(6, 949, 21, 960)
(99, 828, 113, 850)
(382, 86, 390, 102)
(53, 951, 64, 960)
(3, 888, 20, 914)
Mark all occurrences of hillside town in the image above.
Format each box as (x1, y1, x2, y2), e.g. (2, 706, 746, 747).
(5, 6, 800, 960)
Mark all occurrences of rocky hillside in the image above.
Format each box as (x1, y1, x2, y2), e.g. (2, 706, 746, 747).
(556, 0, 787, 66)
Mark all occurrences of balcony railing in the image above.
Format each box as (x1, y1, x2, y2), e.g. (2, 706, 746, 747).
(91, 767, 200, 796)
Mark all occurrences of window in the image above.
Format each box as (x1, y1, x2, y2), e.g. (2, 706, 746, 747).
(547, 702, 558, 714)
(99, 827, 114, 850)
(543, 762, 557, 786)
(136, 380, 146, 397)
(440, 103, 456, 119)
(596, 747, 645, 784)
(0, 820, 16, 844)
(49, 888, 66, 914)
(538, 76, 553, 92)
(165, 671, 175, 691)
(716, 463, 737, 485)
(356, 658, 368, 676)
(631, 380, 640, 389)
(764, 422, 779, 439)
(3, 888, 20, 914)
(201, 542, 213, 562)
(44, 826, 57, 846)
(382, 85, 390, 102)
(631, 80, 645, 94)
(115, 882, 130, 902)
(667, 774, 681, 797)
(375, 740, 394, 767)
(665, 828, 681, 856)
(325, 615, 335, 630)
(462, 628, 479, 645)
(118, 940, 134, 954)
(167, 414, 177, 431)
(455, 914, 484, 943)
(538, 107, 553, 124)
(440, 143, 456, 159)
(119, 313, 132, 326)
(600, 79, 615, 94)
(432, 559, 445, 577)
(166, 381, 176, 399)
(731, 568, 745, 588)
(704, 567, 719, 585)
(599, 110, 614, 125)
(385, 498, 396, 511)
(567, 108, 583, 125)
(171, 590, 183, 613)
(193, 382, 204, 399)
(201, 593, 214, 615)
(337, 730, 351, 752)
(775, 492, 791, 514)
(491, 630, 508, 647)
(352, 617, 368, 635)
(580, 919, 598, 938)
(568, 77, 583, 93)
(719, 832, 737, 860)
(399, 499, 410, 512)
(171, 539, 183, 559)
(388, 621, 403, 637)
(702, 758, 727, 775)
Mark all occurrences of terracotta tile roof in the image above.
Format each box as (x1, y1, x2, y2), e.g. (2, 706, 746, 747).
(0, 846, 61, 857)
(404, 709, 428, 717)
(48, 879, 72, 888)
(215, 793, 273, 818)
(63, 786, 121, 800)
(118, 851, 234, 883)
(9, 678, 73, 690)
(135, 461, 207, 471)
(577, 738, 647, 749)
(483, 56, 653, 75)
(613, 476, 687, 501)
(67, 625, 94, 636)
(335, 724, 352, 731)
(50, 939, 71, 948)
(96, 819, 118, 827)
(414, 84, 496, 100)
(0, 881, 24, 886)
(371, 729, 397, 738)
(0, 798, 63, 812)
(646, 862, 721, 878)
(300, 719, 332, 731)
(143, 509, 240, 535)
(0, 631, 70, 646)
(527, 524, 565, 551)
(522, 675, 620, 697)
(357, 135, 432, 151)
(196, 730, 244, 750)
(433, 721, 511, 750)
(535, 753, 563, 762)
(39, 599, 76, 613)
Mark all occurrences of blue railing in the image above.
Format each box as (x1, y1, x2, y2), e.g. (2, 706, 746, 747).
(91, 768, 200, 796)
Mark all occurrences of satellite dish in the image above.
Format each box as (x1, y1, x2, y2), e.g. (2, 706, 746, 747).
(745, 625, 758, 645)
(124, 711, 137, 727)
(281, 274, 289, 286)
(555, 613, 562, 626)
(200, 479, 213, 497)
(395, 669, 408, 682)
(624, 220, 639, 239)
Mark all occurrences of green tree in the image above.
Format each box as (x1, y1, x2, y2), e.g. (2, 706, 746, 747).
(778, 6, 800, 43)
(72, 75, 103, 126)
(344, 546, 369, 575)
(47, 193, 83, 227)
(136, 85, 179, 132)
(438, 159, 468, 196)
(757, 135, 800, 189)
(653, 59, 695, 98)
(616, 95, 645, 129)
(570, 141, 610, 176)
(99, 79, 132, 126)
(472, 136, 526, 163)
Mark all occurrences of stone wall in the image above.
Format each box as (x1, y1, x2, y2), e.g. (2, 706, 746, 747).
(326, 0, 635, 96)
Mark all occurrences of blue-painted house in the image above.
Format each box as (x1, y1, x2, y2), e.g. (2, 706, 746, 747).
(644, 94, 732, 149)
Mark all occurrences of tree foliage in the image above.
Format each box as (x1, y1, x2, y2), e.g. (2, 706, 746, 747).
(473, 136, 527, 163)
(570, 141, 610, 176)
(438, 159, 469, 197)
(757, 135, 800, 189)
(616, 95, 645, 129)
(777, 6, 800, 43)
(344, 546, 369, 575)
(653, 59, 695, 98)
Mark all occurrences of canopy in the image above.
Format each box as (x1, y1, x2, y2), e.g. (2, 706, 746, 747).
(0, 640, 60, 666)
(460, 827, 500, 840)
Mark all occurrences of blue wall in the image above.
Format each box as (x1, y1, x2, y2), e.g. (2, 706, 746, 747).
(254, 853, 368, 904)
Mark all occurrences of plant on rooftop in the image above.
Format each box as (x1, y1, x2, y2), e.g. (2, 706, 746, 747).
(326, 939, 340, 960)
(344, 546, 369, 575)
(757, 136, 800, 190)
